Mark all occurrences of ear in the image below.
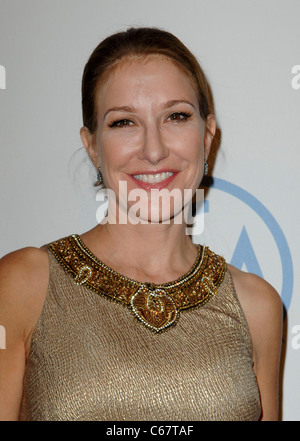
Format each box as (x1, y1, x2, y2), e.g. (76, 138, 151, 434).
(80, 126, 100, 168)
(203, 114, 216, 159)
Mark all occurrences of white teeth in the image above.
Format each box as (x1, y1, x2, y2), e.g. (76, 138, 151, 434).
(133, 172, 173, 184)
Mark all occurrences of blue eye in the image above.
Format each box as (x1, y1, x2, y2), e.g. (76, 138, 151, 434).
(109, 119, 133, 128)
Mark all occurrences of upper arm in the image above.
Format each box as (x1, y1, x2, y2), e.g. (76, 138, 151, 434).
(228, 265, 283, 421)
(0, 247, 49, 421)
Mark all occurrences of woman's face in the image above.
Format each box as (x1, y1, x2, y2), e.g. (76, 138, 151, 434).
(81, 56, 215, 224)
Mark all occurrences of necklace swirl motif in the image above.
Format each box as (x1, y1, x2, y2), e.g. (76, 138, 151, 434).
(131, 286, 178, 332)
(48, 234, 227, 333)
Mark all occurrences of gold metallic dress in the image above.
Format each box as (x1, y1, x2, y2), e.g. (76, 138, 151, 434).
(19, 235, 261, 421)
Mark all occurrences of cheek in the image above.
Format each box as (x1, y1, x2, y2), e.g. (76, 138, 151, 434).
(99, 131, 141, 166)
(179, 129, 205, 186)
(175, 128, 204, 161)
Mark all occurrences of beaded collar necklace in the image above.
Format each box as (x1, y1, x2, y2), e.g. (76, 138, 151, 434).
(48, 234, 226, 333)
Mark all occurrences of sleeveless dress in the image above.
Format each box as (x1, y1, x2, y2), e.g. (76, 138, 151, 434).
(19, 234, 261, 421)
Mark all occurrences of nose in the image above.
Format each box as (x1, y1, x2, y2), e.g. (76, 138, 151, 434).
(138, 122, 169, 165)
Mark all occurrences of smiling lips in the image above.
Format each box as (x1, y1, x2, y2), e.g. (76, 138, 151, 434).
(130, 171, 177, 190)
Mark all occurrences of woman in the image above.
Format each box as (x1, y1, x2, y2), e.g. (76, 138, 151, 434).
(0, 27, 282, 421)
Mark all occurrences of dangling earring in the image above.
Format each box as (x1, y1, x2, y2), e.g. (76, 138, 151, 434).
(204, 160, 209, 176)
(96, 167, 103, 186)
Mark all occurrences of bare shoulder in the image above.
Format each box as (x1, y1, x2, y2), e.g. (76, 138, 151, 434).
(227, 264, 283, 317)
(227, 264, 283, 362)
(0, 246, 49, 296)
(0, 247, 49, 419)
(227, 265, 283, 420)
(0, 246, 49, 351)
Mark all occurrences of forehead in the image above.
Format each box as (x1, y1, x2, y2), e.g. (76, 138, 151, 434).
(95, 56, 199, 111)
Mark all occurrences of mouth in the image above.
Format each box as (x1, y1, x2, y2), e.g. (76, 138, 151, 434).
(129, 170, 178, 190)
(133, 171, 174, 184)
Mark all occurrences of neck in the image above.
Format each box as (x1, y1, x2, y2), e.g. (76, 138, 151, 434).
(81, 219, 198, 283)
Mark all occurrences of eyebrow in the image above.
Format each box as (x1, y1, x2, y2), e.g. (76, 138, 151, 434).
(163, 99, 196, 110)
(103, 106, 137, 120)
(103, 100, 195, 120)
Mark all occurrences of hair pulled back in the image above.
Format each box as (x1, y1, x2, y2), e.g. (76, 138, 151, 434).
(82, 27, 212, 133)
